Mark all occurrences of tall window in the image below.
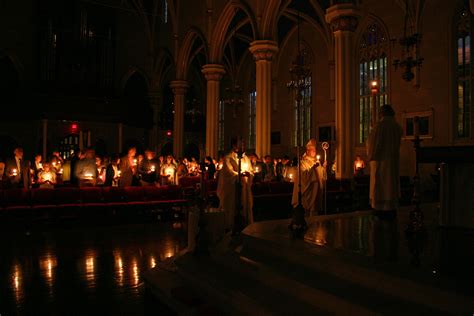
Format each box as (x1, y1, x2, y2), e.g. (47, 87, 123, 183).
(248, 91, 256, 150)
(293, 76, 312, 147)
(457, 9, 472, 138)
(218, 100, 225, 151)
(359, 22, 389, 143)
(162, 0, 168, 24)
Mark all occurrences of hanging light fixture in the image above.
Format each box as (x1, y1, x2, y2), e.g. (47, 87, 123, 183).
(392, 0, 423, 82)
(223, 8, 245, 117)
(288, 10, 310, 239)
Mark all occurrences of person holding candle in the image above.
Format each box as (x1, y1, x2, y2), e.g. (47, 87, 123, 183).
(0, 162, 12, 189)
(105, 155, 121, 187)
(5, 147, 30, 189)
(138, 149, 159, 186)
(217, 137, 254, 233)
(75, 148, 98, 187)
(291, 139, 327, 216)
(353, 155, 366, 177)
(37, 163, 57, 188)
(366, 104, 403, 219)
(160, 155, 177, 185)
(119, 146, 136, 187)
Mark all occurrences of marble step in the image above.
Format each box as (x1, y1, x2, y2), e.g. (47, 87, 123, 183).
(239, 229, 474, 315)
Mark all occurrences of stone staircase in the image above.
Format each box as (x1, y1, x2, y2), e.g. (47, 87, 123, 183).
(143, 216, 474, 315)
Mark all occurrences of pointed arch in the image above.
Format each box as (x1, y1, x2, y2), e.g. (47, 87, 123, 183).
(120, 67, 150, 92)
(176, 27, 209, 80)
(261, 0, 282, 39)
(154, 48, 176, 90)
(209, 0, 259, 63)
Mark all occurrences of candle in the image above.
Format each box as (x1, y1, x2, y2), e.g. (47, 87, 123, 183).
(289, 173, 294, 180)
(150, 165, 156, 172)
(218, 162, 223, 170)
(355, 162, 362, 169)
(165, 167, 173, 176)
(316, 155, 321, 161)
(58, 168, 63, 174)
(84, 172, 93, 179)
(117, 170, 121, 177)
(42, 173, 52, 182)
(12, 168, 18, 176)
(38, 163, 43, 169)
(241, 162, 249, 172)
(255, 166, 260, 173)
(133, 159, 137, 166)
(52, 162, 56, 167)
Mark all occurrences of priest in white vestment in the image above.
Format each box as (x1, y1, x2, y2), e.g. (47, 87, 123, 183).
(217, 138, 254, 232)
(366, 104, 403, 213)
(292, 139, 327, 216)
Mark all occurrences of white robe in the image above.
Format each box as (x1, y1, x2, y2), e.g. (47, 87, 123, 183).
(366, 116, 403, 211)
(292, 154, 326, 215)
(216, 152, 254, 230)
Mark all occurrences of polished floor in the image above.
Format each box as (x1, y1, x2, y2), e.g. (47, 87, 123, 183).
(0, 220, 187, 315)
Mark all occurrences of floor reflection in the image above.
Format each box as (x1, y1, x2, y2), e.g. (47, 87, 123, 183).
(0, 222, 187, 314)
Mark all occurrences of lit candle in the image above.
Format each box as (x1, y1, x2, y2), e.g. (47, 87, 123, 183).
(316, 155, 321, 161)
(38, 163, 43, 169)
(289, 173, 294, 181)
(241, 162, 249, 172)
(133, 159, 137, 166)
(52, 162, 56, 167)
(12, 168, 18, 176)
(255, 166, 260, 173)
(117, 170, 121, 177)
(84, 172, 93, 179)
(150, 165, 156, 172)
(165, 167, 173, 176)
(42, 173, 52, 182)
(58, 168, 63, 174)
(355, 162, 362, 169)
(218, 162, 223, 170)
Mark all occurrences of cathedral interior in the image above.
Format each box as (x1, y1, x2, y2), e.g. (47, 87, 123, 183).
(0, 0, 473, 314)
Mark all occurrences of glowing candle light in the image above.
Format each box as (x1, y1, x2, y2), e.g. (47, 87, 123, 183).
(150, 165, 156, 172)
(165, 167, 173, 176)
(12, 168, 18, 176)
(117, 170, 121, 177)
(241, 162, 249, 172)
(84, 172, 93, 179)
(38, 163, 43, 169)
(316, 155, 321, 161)
(255, 166, 260, 173)
(355, 162, 362, 169)
(218, 162, 223, 170)
(133, 158, 137, 166)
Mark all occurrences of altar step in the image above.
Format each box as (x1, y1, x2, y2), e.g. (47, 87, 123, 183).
(239, 219, 474, 315)
(144, 239, 469, 315)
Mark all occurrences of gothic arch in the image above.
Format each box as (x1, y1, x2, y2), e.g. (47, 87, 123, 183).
(209, 0, 259, 63)
(120, 67, 150, 92)
(175, 27, 209, 80)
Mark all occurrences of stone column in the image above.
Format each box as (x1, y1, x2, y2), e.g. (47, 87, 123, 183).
(42, 119, 48, 160)
(148, 91, 161, 152)
(170, 80, 189, 158)
(325, 4, 361, 180)
(249, 40, 278, 159)
(202, 64, 225, 159)
(118, 123, 123, 154)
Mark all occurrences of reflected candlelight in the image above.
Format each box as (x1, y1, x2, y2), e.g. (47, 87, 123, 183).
(114, 250, 124, 287)
(85, 254, 95, 283)
(131, 259, 139, 286)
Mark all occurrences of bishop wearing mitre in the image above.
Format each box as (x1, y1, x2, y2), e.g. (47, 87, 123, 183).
(292, 138, 327, 216)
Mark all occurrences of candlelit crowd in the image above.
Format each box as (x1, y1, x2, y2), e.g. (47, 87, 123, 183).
(0, 144, 373, 191)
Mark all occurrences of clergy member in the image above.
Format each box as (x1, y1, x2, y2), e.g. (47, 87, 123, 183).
(292, 139, 327, 216)
(217, 137, 254, 233)
(366, 104, 403, 218)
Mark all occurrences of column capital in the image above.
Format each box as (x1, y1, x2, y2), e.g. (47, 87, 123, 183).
(249, 40, 279, 61)
(325, 3, 361, 32)
(202, 64, 226, 81)
(169, 80, 189, 95)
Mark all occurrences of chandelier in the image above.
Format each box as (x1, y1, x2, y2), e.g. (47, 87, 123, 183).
(286, 12, 311, 100)
(392, 1, 423, 82)
(223, 83, 244, 118)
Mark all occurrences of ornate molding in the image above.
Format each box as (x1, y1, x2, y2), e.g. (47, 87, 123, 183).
(169, 80, 189, 95)
(329, 16, 359, 32)
(201, 64, 226, 81)
(325, 3, 361, 33)
(249, 40, 279, 62)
